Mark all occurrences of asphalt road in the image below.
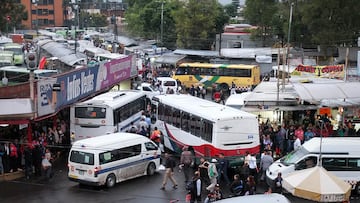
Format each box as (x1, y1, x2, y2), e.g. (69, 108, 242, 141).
(3, 153, 359, 203)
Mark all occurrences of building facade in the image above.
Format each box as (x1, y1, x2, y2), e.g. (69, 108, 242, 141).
(21, 0, 64, 29)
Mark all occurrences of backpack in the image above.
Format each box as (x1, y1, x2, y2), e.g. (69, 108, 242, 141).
(129, 126, 137, 133)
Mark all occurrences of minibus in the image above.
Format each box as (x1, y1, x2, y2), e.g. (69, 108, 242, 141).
(68, 132, 161, 188)
(156, 77, 178, 93)
(266, 137, 360, 194)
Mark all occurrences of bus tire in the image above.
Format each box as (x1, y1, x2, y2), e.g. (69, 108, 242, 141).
(355, 183, 360, 195)
(147, 162, 156, 176)
(105, 173, 116, 188)
(220, 83, 229, 92)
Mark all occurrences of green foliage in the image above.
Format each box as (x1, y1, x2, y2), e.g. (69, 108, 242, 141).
(80, 12, 108, 28)
(0, 0, 28, 33)
(297, 0, 360, 47)
(244, 0, 360, 48)
(173, 0, 227, 49)
(244, 0, 278, 46)
(125, 0, 228, 50)
(223, 4, 238, 18)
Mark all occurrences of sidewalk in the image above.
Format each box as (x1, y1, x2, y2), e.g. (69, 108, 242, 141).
(0, 170, 25, 182)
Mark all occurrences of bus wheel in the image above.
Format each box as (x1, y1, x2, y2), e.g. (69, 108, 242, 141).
(220, 83, 229, 92)
(105, 174, 116, 188)
(147, 162, 156, 176)
(355, 183, 360, 195)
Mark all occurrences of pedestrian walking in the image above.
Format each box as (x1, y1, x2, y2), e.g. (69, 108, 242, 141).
(259, 150, 273, 182)
(206, 159, 218, 192)
(161, 153, 178, 190)
(273, 172, 283, 194)
(189, 171, 202, 203)
(217, 153, 230, 185)
(180, 146, 194, 183)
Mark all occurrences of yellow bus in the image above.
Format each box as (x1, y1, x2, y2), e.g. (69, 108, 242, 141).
(173, 62, 261, 91)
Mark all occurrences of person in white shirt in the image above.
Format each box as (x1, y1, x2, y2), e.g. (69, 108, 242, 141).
(294, 137, 302, 150)
(248, 153, 258, 183)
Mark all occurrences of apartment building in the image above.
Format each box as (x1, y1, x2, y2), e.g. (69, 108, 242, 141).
(20, 0, 64, 29)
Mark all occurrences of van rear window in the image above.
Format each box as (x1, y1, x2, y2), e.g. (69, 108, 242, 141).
(163, 81, 176, 86)
(70, 150, 94, 165)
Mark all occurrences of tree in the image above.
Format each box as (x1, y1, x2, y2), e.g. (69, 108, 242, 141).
(173, 0, 228, 49)
(223, 4, 238, 18)
(297, 0, 360, 47)
(124, 0, 180, 49)
(243, 0, 278, 46)
(0, 1, 28, 33)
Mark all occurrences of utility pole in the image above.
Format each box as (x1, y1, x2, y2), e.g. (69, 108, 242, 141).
(286, 2, 294, 83)
(160, 0, 164, 46)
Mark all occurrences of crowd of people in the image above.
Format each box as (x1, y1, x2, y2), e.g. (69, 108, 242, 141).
(0, 119, 69, 181)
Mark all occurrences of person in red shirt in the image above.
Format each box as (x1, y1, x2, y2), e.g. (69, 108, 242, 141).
(294, 125, 304, 143)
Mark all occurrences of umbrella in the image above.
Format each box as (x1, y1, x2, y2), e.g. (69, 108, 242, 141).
(282, 166, 351, 202)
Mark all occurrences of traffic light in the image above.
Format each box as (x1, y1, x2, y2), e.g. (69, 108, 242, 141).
(27, 53, 37, 70)
(6, 16, 11, 22)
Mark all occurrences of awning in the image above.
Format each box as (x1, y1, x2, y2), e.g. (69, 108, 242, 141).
(154, 54, 186, 65)
(292, 82, 360, 107)
(0, 98, 34, 118)
(242, 105, 318, 112)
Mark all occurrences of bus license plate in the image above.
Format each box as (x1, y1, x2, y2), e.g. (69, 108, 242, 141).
(78, 170, 84, 175)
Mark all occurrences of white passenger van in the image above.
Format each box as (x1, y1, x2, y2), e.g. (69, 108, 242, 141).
(215, 193, 290, 203)
(266, 137, 360, 194)
(156, 77, 178, 93)
(68, 132, 161, 188)
(225, 92, 252, 110)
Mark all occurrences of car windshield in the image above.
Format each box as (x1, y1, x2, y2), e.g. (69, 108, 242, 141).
(279, 147, 309, 166)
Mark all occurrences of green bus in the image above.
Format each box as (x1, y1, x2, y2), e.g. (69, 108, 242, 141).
(3, 43, 24, 65)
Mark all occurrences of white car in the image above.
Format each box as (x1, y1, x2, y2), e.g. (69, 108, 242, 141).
(136, 82, 160, 99)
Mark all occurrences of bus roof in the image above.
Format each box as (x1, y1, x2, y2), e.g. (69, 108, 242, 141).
(0, 51, 14, 56)
(3, 43, 22, 48)
(302, 137, 360, 154)
(0, 66, 58, 75)
(71, 132, 148, 150)
(153, 94, 257, 122)
(76, 90, 146, 109)
(179, 62, 257, 69)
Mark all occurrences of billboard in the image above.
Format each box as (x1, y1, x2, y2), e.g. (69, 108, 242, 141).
(37, 55, 134, 116)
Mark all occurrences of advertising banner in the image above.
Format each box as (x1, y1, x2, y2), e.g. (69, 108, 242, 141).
(291, 64, 344, 79)
(37, 55, 133, 117)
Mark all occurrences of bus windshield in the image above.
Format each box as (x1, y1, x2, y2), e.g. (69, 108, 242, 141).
(4, 47, 22, 55)
(280, 147, 310, 166)
(75, 107, 107, 119)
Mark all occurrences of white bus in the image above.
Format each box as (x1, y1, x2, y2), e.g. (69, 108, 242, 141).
(68, 132, 161, 187)
(151, 94, 260, 163)
(0, 66, 58, 84)
(70, 90, 149, 142)
(266, 137, 360, 194)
